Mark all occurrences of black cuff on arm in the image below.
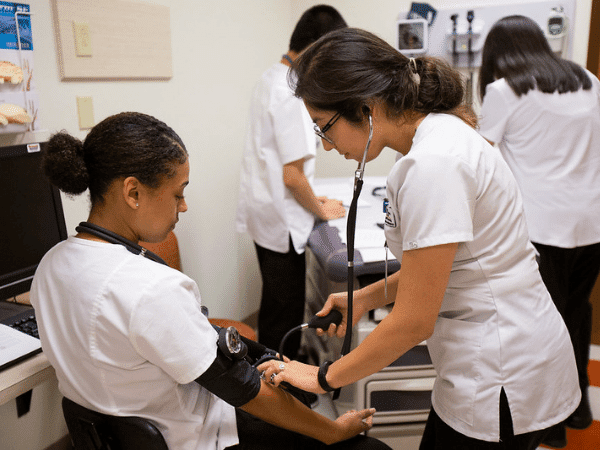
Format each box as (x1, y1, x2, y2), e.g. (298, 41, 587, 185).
(195, 355, 261, 407)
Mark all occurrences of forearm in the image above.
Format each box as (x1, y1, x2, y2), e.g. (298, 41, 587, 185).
(355, 269, 401, 312)
(287, 179, 328, 220)
(326, 244, 456, 389)
(327, 305, 428, 388)
(240, 381, 340, 445)
(284, 167, 327, 220)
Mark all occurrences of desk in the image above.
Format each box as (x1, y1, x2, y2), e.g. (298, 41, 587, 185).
(0, 294, 54, 407)
(0, 297, 68, 450)
(0, 352, 54, 407)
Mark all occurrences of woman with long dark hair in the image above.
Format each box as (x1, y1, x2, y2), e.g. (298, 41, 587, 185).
(258, 28, 580, 449)
(478, 15, 600, 448)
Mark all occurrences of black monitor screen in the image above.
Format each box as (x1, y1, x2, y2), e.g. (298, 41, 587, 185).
(0, 142, 68, 300)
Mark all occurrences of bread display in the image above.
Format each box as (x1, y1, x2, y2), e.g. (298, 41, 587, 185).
(0, 61, 23, 84)
(0, 103, 32, 124)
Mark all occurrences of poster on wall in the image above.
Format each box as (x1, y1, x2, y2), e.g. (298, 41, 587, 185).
(0, 1, 39, 134)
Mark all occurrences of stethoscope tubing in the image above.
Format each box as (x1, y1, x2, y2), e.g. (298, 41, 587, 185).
(333, 114, 373, 400)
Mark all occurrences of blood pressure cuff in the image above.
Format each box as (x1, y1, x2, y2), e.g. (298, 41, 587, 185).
(195, 352, 261, 407)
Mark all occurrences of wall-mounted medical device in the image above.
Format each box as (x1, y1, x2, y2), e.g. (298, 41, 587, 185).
(446, 10, 485, 65)
(546, 6, 568, 55)
(396, 18, 428, 55)
(398, 1, 575, 68)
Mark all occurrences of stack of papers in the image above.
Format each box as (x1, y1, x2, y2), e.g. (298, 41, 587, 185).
(0, 324, 41, 371)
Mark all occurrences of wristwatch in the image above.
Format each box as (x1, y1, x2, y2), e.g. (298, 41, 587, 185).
(318, 360, 336, 392)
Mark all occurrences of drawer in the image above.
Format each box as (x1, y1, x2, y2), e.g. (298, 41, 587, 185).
(366, 376, 435, 424)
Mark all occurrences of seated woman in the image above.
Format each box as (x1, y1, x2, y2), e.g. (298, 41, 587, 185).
(31, 112, 390, 450)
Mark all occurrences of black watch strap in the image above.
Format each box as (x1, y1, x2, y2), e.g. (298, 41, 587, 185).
(318, 360, 335, 392)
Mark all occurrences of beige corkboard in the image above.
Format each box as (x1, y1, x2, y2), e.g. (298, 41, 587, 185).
(51, 0, 172, 80)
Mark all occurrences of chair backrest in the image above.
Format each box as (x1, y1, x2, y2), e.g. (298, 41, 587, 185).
(62, 397, 168, 450)
(140, 231, 182, 271)
(140, 231, 258, 341)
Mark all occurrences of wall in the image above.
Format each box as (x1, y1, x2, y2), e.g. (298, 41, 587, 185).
(26, 0, 594, 324)
(29, 0, 294, 321)
(1, 1, 593, 449)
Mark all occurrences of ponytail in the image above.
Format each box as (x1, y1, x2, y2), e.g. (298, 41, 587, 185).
(293, 28, 477, 128)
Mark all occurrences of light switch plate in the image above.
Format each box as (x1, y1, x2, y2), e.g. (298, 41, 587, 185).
(76, 97, 94, 129)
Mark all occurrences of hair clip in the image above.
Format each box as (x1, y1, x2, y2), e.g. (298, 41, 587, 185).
(408, 58, 421, 86)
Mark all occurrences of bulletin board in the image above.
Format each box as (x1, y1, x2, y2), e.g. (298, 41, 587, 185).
(51, 0, 173, 80)
(0, 1, 40, 134)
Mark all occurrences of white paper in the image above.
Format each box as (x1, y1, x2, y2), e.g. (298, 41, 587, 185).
(314, 182, 371, 208)
(340, 229, 386, 247)
(359, 247, 389, 263)
(0, 324, 41, 367)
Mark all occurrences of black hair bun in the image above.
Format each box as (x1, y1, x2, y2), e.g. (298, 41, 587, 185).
(44, 131, 89, 195)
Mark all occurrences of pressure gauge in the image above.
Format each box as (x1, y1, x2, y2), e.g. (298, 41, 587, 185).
(218, 326, 248, 360)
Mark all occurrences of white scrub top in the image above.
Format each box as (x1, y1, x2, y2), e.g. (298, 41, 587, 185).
(384, 114, 580, 441)
(236, 62, 317, 254)
(479, 75, 600, 248)
(31, 237, 238, 450)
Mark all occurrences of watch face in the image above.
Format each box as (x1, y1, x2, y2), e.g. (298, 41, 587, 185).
(226, 326, 242, 354)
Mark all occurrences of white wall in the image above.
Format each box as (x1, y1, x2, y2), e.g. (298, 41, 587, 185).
(27, 0, 595, 323)
(29, 0, 295, 321)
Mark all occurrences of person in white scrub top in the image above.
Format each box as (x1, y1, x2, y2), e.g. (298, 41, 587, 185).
(236, 5, 347, 360)
(478, 15, 600, 448)
(257, 28, 580, 450)
(31, 112, 390, 450)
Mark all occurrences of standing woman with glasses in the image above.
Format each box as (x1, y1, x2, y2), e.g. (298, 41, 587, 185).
(258, 28, 580, 449)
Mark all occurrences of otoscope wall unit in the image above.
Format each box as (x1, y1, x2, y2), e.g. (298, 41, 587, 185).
(397, 1, 576, 68)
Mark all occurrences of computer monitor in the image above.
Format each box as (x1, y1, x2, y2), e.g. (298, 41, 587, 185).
(0, 142, 68, 301)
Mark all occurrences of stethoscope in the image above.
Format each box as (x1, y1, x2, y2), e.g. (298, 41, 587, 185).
(333, 113, 373, 398)
(276, 114, 373, 399)
(75, 222, 168, 266)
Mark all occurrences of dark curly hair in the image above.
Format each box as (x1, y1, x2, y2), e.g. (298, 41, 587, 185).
(292, 27, 476, 128)
(44, 112, 187, 205)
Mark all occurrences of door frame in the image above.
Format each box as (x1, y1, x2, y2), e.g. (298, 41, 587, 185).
(586, 0, 600, 345)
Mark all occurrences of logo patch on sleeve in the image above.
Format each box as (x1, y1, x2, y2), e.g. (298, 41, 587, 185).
(383, 198, 397, 228)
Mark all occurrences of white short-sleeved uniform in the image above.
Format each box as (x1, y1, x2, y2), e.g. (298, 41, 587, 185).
(384, 114, 580, 442)
(236, 62, 317, 254)
(478, 75, 600, 248)
(30, 237, 238, 450)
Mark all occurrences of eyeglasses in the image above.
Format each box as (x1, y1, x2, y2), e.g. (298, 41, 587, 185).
(314, 111, 343, 145)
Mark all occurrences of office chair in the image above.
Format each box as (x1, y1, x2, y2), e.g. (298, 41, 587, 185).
(62, 397, 168, 450)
